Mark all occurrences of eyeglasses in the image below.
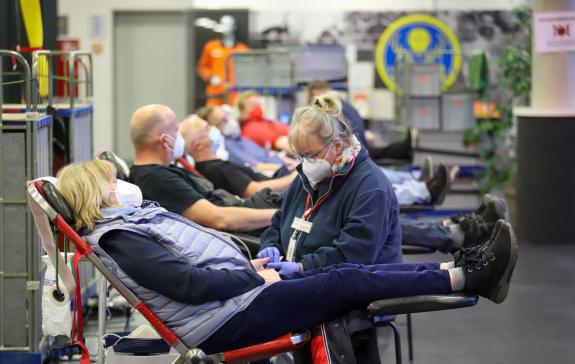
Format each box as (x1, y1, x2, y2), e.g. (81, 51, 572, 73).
(296, 143, 332, 163)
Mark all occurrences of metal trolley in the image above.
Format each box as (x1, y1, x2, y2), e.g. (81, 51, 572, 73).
(0, 50, 53, 357)
(31, 50, 94, 166)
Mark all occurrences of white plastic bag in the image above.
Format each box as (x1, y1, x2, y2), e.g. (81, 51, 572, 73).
(42, 264, 73, 337)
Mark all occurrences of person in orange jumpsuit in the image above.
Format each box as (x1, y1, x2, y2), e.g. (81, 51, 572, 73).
(197, 15, 249, 106)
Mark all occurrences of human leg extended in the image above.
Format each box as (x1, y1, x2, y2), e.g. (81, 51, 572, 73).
(401, 219, 456, 253)
(199, 266, 452, 353)
(394, 179, 431, 205)
(381, 168, 417, 184)
(200, 220, 517, 353)
(287, 261, 443, 280)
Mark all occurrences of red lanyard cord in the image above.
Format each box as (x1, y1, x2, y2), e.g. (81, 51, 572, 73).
(303, 153, 357, 221)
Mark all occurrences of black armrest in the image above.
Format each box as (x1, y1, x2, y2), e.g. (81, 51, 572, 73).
(368, 293, 478, 317)
(402, 244, 436, 255)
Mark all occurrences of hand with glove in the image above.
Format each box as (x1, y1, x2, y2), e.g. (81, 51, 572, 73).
(267, 261, 302, 276)
(257, 247, 281, 263)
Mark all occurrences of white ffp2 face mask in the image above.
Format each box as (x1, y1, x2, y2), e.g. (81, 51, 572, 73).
(111, 180, 143, 208)
(302, 158, 333, 188)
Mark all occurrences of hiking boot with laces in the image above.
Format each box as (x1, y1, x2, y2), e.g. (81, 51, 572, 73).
(451, 194, 506, 223)
(451, 195, 507, 248)
(458, 215, 493, 248)
(460, 220, 518, 304)
(479, 194, 507, 222)
(453, 220, 503, 264)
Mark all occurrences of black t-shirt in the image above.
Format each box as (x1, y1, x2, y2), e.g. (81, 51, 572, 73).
(195, 159, 268, 197)
(129, 164, 226, 214)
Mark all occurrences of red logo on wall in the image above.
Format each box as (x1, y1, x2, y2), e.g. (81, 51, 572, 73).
(553, 24, 570, 37)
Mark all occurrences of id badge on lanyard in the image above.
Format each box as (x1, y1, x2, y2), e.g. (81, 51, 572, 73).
(285, 153, 356, 262)
(286, 210, 313, 262)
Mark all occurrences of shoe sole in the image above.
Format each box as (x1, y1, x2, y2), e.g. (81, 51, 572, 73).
(489, 221, 518, 304)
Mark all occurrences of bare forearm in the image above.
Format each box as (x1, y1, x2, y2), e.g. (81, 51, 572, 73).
(219, 207, 276, 231)
(243, 173, 296, 197)
(182, 199, 274, 232)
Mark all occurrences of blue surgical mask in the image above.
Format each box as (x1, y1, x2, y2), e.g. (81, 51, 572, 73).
(208, 127, 224, 153)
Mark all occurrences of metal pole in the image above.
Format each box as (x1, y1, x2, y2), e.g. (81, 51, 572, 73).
(97, 271, 107, 364)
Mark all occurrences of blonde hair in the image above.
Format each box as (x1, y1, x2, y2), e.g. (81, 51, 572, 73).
(236, 90, 257, 113)
(56, 160, 117, 231)
(289, 91, 353, 154)
(195, 106, 215, 122)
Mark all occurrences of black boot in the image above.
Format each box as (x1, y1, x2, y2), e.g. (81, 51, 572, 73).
(459, 220, 518, 304)
(451, 194, 508, 248)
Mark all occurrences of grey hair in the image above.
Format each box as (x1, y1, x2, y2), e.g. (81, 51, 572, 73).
(289, 91, 353, 154)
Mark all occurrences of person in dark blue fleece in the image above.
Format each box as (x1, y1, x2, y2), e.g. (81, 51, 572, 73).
(258, 92, 402, 275)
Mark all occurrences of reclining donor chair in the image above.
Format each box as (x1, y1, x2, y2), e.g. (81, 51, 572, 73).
(28, 176, 479, 364)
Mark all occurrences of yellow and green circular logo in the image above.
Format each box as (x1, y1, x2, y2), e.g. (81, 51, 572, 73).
(375, 14, 462, 92)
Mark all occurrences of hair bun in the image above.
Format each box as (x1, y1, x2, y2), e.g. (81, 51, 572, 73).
(313, 91, 342, 116)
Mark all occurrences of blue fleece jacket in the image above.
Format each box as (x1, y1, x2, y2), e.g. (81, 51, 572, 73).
(260, 147, 403, 270)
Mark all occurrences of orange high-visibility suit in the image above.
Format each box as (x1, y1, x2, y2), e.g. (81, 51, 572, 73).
(197, 39, 249, 106)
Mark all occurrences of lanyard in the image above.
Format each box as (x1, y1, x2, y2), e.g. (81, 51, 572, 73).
(303, 153, 357, 221)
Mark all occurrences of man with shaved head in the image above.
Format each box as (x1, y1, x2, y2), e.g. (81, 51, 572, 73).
(179, 115, 296, 198)
(129, 104, 276, 232)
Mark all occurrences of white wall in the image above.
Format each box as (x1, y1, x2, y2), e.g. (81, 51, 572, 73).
(59, 0, 532, 153)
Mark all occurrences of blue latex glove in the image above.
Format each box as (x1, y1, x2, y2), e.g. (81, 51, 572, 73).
(267, 262, 302, 276)
(257, 247, 281, 263)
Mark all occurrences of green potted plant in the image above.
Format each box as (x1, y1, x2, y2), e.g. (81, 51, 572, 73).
(464, 6, 532, 217)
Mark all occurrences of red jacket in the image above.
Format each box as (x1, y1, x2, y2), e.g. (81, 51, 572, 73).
(240, 118, 289, 148)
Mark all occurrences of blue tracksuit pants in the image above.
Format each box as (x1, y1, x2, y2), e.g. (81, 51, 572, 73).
(199, 262, 452, 353)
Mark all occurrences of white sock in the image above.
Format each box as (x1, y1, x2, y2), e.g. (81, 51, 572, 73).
(440, 261, 456, 270)
(449, 224, 465, 248)
(449, 267, 466, 291)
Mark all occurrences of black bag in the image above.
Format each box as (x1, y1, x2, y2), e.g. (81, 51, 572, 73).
(293, 310, 381, 364)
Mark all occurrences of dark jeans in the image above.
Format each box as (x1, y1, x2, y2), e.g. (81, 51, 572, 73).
(198, 262, 451, 354)
(401, 220, 453, 253)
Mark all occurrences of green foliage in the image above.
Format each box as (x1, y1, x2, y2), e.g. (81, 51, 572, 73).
(464, 6, 531, 193)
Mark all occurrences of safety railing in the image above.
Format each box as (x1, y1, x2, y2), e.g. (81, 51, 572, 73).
(0, 50, 34, 115)
(31, 50, 93, 109)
